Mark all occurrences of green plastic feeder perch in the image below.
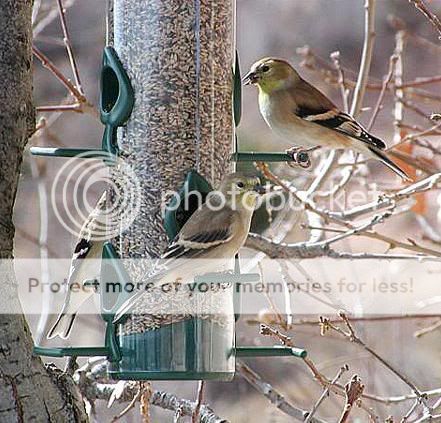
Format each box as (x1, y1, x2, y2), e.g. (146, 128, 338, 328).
(30, 46, 134, 162)
(34, 240, 306, 380)
(34, 172, 306, 380)
(231, 151, 311, 166)
(232, 51, 313, 168)
(106, 173, 303, 380)
(32, 242, 128, 361)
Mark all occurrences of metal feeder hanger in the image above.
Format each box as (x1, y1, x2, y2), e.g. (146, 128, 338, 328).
(32, 48, 307, 381)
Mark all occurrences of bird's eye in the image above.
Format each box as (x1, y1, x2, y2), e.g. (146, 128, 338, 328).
(236, 181, 245, 189)
(261, 65, 270, 72)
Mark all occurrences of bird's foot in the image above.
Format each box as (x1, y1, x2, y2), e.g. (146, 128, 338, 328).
(286, 146, 320, 169)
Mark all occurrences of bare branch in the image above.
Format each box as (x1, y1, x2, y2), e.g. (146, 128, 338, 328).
(321, 312, 425, 400)
(259, 323, 295, 347)
(36, 104, 82, 113)
(33, 0, 76, 37)
(111, 384, 142, 422)
(33, 45, 84, 101)
(55, 0, 83, 94)
(338, 375, 365, 423)
(413, 319, 441, 338)
(192, 381, 205, 423)
(409, 0, 441, 38)
(330, 51, 350, 112)
(328, 173, 441, 220)
(305, 365, 349, 423)
(81, 381, 228, 423)
(236, 360, 329, 423)
(368, 54, 398, 130)
(351, 0, 377, 117)
(32, 46, 98, 118)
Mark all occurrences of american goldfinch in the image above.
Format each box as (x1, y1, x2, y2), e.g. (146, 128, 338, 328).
(47, 192, 108, 339)
(243, 57, 410, 180)
(113, 172, 265, 322)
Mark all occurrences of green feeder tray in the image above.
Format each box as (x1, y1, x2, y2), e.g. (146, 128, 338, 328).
(34, 241, 306, 380)
(33, 51, 308, 380)
(34, 174, 306, 381)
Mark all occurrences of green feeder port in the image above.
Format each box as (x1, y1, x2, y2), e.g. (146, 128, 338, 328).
(34, 178, 307, 381)
(30, 46, 134, 163)
(32, 47, 308, 381)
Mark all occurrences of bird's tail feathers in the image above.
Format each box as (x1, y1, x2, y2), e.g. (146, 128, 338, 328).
(367, 146, 412, 182)
(47, 312, 77, 340)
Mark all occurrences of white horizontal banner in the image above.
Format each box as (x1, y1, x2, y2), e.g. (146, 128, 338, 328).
(2, 258, 439, 317)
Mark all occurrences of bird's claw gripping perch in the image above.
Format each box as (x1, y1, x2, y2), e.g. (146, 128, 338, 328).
(286, 146, 320, 168)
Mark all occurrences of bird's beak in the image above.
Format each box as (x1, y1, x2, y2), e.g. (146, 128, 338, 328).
(242, 70, 258, 85)
(253, 184, 267, 195)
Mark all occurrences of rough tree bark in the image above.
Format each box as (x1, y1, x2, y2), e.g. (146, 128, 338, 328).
(0, 1, 87, 421)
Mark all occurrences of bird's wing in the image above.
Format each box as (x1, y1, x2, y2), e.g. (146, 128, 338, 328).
(67, 191, 107, 284)
(160, 205, 236, 267)
(113, 206, 238, 323)
(293, 79, 386, 150)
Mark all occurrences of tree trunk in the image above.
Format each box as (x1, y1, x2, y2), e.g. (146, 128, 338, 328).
(0, 1, 87, 421)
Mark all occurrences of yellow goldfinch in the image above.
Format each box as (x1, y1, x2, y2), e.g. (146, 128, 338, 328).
(47, 192, 107, 339)
(113, 172, 265, 322)
(243, 57, 410, 180)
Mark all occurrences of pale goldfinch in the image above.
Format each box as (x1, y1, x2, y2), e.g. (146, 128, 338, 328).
(243, 57, 410, 180)
(47, 192, 108, 339)
(113, 172, 265, 322)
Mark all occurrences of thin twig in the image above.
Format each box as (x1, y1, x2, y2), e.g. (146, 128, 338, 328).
(393, 29, 406, 147)
(248, 314, 441, 327)
(33, 0, 76, 37)
(305, 365, 349, 423)
(305, 0, 377, 208)
(413, 319, 441, 338)
(32, 46, 98, 118)
(338, 375, 365, 423)
(402, 399, 420, 422)
(33, 45, 85, 101)
(56, 0, 83, 94)
(409, 0, 441, 38)
(368, 54, 398, 130)
(36, 104, 82, 113)
(260, 324, 295, 347)
(192, 381, 205, 423)
(111, 384, 142, 422)
(236, 360, 329, 423)
(258, 262, 286, 327)
(302, 223, 441, 257)
(321, 312, 425, 400)
(330, 51, 350, 113)
(399, 75, 441, 89)
(327, 173, 441, 221)
(351, 0, 377, 117)
(140, 382, 152, 423)
(399, 98, 433, 123)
